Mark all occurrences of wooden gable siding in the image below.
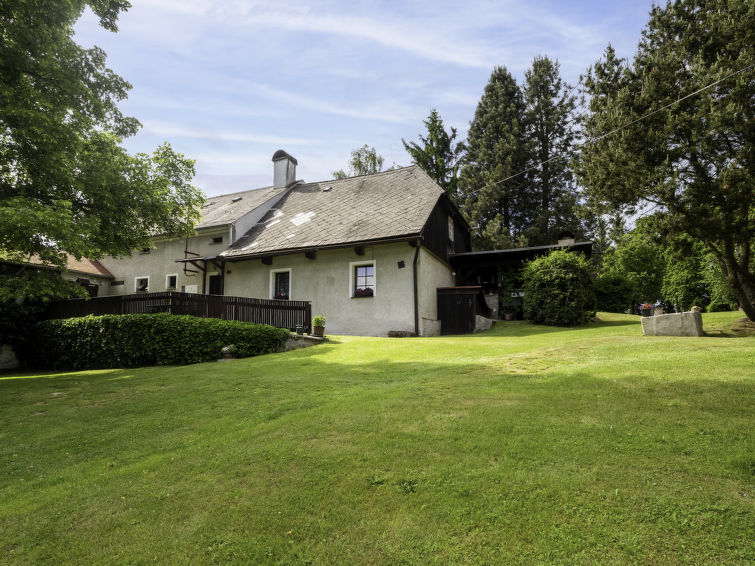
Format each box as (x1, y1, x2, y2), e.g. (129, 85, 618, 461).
(421, 195, 471, 264)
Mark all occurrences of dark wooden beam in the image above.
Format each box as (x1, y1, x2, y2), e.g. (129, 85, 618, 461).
(354, 246, 365, 256)
(305, 250, 316, 260)
(261, 256, 273, 265)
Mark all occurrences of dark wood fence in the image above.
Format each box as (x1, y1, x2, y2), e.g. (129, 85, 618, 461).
(46, 292, 312, 332)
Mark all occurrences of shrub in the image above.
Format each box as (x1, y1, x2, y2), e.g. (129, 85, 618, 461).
(522, 250, 595, 326)
(32, 313, 290, 370)
(594, 273, 636, 313)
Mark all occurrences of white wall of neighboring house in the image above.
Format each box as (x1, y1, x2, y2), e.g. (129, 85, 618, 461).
(98, 229, 228, 295)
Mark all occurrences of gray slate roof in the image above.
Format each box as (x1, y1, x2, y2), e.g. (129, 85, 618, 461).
(221, 165, 443, 259)
(196, 185, 285, 229)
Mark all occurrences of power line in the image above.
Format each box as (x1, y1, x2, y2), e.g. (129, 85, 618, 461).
(481, 62, 754, 189)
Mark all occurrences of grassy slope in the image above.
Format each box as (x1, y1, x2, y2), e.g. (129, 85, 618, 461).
(1, 312, 753, 565)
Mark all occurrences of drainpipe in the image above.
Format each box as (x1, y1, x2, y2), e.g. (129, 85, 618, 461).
(412, 239, 420, 336)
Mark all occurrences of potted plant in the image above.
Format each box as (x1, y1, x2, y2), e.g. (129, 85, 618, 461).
(221, 344, 237, 359)
(353, 287, 374, 297)
(312, 315, 326, 337)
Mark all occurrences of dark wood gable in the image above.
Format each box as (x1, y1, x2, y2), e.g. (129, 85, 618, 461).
(420, 194, 471, 264)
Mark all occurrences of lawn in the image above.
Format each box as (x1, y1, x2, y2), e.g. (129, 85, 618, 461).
(1, 312, 753, 564)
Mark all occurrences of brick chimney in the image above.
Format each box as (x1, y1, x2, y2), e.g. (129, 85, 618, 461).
(272, 150, 297, 188)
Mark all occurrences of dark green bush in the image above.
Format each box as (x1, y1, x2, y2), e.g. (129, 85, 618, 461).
(32, 313, 290, 370)
(522, 250, 595, 326)
(708, 302, 735, 312)
(594, 273, 636, 313)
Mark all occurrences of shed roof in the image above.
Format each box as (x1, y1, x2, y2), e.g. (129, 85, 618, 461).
(221, 165, 443, 259)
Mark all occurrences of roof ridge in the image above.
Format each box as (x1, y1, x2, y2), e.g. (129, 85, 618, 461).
(314, 164, 417, 185)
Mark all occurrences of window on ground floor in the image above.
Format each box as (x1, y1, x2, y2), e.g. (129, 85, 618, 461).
(166, 274, 177, 290)
(350, 261, 375, 297)
(135, 276, 149, 293)
(270, 269, 291, 300)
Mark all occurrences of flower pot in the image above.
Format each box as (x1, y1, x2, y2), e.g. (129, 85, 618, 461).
(223, 352, 234, 359)
(312, 325, 325, 337)
(503, 312, 515, 321)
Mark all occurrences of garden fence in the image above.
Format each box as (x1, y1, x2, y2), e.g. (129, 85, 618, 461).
(46, 292, 311, 332)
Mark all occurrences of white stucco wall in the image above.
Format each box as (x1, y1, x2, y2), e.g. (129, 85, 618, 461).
(224, 243, 423, 337)
(416, 248, 455, 336)
(98, 228, 228, 295)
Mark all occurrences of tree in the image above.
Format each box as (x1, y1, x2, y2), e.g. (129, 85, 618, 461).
(0, 1, 203, 299)
(599, 219, 665, 306)
(402, 109, 464, 200)
(521, 56, 582, 245)
(459, 67, 530, 250)
(576, 1, 755, 320)
(332, 145, 385, 179)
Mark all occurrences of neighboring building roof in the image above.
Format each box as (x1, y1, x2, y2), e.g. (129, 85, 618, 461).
(197, 185, 286, 230)
(221, 166, 443, 259)
(26, 253, 114, 279)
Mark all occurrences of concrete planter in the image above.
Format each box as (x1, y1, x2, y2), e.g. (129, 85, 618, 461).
(641, 311, 703, 337)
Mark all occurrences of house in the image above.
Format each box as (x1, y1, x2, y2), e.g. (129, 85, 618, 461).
(1, 253, 114, 297)
(97, 151, 471, 336)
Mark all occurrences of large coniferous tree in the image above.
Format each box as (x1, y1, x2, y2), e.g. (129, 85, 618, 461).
(459, 67, 529, 249)
(576, 0, 755, 320)
(402, 109, 464, 200)
(521, 56, 582, 245)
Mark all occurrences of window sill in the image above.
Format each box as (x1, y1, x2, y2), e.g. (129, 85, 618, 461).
(351, 295, 375, 299)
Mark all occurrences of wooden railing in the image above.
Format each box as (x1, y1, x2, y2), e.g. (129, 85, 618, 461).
(46, 292, 312, 332)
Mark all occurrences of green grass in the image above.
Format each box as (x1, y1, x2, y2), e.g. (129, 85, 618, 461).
(1, 312, 753, 564)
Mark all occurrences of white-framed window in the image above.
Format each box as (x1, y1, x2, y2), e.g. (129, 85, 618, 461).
(349, 260, 376, 298)
(135, 276, 149, 293)
(166, 273, 178, 290)
(269, 268, 292, 300)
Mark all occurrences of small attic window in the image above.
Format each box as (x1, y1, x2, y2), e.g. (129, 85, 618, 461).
(204, 201, 215, 208)
(231, 196, 242, 203)
(210, 236, 223, 244)
(139, 247, 151, 254)
(322, 186, 332, 192)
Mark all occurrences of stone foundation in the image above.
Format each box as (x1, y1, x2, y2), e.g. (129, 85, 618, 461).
(641, 312, 703, 337)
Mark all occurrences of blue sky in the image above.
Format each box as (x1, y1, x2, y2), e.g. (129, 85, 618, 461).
(74, 0, 656, 196)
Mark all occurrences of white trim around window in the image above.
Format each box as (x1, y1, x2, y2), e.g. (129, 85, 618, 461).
(269, 268, 292, 300)
(166, 273, 178, 290)
(135, 275, 149, 293)
(349, 260, 376, 298)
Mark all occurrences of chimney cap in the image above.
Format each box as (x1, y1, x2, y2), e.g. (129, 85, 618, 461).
(272, 149, 298, 165)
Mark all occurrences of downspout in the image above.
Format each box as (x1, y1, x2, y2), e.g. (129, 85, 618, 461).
(412, 239, 420, 336)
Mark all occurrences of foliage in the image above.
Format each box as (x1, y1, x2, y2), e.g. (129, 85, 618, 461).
(520, 56, 583, 245)
(660, 239, 711, 311)
(402, 109, 465, 200)
(594, 273, 637, 313)
(2, 312, 752, 563)
(332, 145, 385, 179)
(600, 219, 665, 305)
(458, 66, 529, 249)
(0, 1, 204, 300)
(576, 1, 755, 320)
(312, 315, 326, 326)
(522, 250, 595, 325)
(32, 313, 289, 369)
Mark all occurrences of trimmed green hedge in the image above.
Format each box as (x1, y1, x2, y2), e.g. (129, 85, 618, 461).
(33, 313, 290, 370)
(522, 250, 596, 326)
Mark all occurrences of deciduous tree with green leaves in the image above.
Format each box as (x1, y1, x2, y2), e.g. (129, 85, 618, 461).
(332, 145, 385, 179)
(402, 109, 464, 200)
(576, 0, 755, 320)
(0, 1, 204, 300)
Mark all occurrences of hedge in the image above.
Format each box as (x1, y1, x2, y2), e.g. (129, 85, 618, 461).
(522, 250, 595, 326)
(32, 313, 291, 370)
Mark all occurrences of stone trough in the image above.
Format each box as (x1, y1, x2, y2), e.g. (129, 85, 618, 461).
(641, 311, 703, 337)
